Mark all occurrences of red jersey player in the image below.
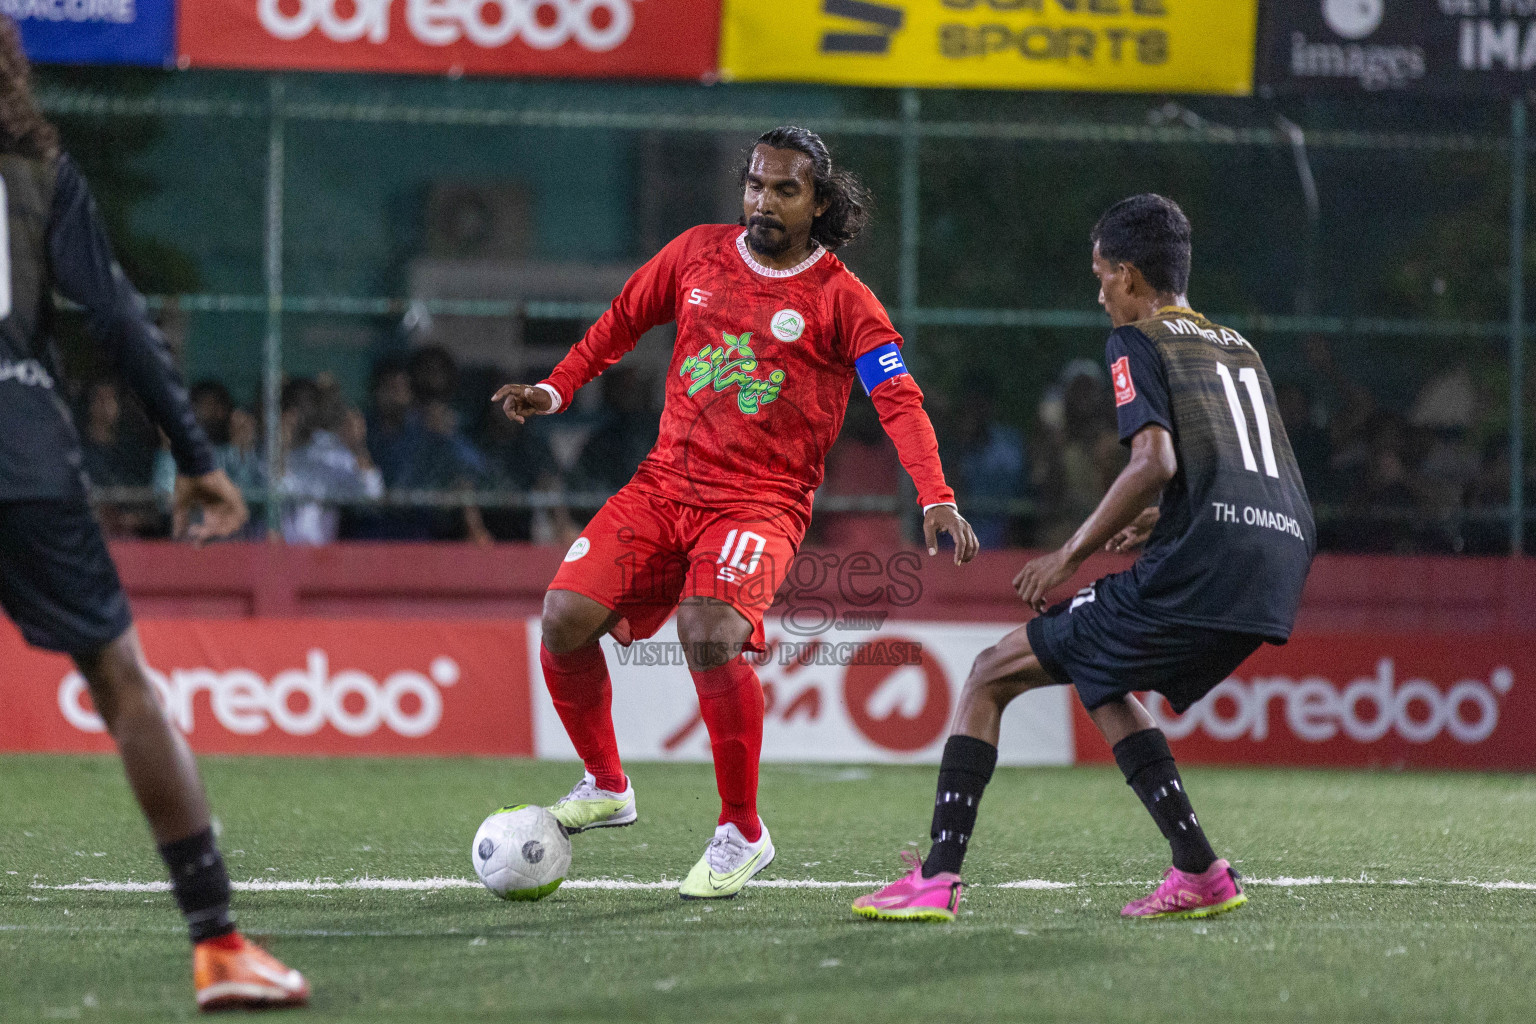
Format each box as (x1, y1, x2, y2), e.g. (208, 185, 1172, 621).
(493, 126, 978, 898)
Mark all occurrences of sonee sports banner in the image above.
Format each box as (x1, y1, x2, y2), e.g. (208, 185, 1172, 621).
(178, 0, 721, 79)
(9, 0, 176, 67)
(720, 0, 1259, 95)
(1258, 0, 1536, 95)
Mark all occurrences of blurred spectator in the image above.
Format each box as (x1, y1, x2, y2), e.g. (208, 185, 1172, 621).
(1410, 365, 1481, 551)
(79, 378, 158, 537)
(1330, 412, 1446, 553)
(950, 385, 1029, 550)
(1275, 382, 1333, 503)
(221, 408, 267, 502)
(408, 344, 459, 406)
(1033, 361, 1124, 549)
(280, 376, 383, 545)
(153, 383, 268, 539)
(480, 394, 564, 542)
(817, 395, 903, 550)
(573, 367, 660, 493)
(190, 380, 235, 445)
(79, 378, 154, 489)
(352, 351, 491, 541)
(366, 359, 426, 487)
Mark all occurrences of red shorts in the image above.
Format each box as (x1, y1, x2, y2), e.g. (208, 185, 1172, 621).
(549, 485, 805, 650)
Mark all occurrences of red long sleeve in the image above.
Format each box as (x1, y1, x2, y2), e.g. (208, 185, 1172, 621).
(540, 230, 688, 408)
(870, 375, 956, 508)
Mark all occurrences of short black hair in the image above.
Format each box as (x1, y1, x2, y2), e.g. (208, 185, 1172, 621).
(742, 126, 872, 250)
(1091, 194, 1192, 296)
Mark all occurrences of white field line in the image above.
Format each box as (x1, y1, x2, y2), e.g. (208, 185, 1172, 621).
(27, 876, 1536, 894)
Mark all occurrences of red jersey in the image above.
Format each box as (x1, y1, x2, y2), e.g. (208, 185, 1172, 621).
(540, 224, 954, 528)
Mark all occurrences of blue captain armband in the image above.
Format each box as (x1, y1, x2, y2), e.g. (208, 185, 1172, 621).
(855, 343, 908, 396)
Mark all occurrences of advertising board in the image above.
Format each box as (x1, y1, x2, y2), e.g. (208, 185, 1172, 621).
(8, 0, 175, 67)
(720, 0, 1258, 94)
(0, 619, 533, 757)
(179, 0, 720, 79)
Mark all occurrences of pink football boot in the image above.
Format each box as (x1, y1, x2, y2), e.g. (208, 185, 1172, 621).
(852, 851, 963, 922)
(1122, 858, 1248, 920)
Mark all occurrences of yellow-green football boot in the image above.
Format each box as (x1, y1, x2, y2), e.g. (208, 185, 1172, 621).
(679, 820, 775, 900)
(549, 772, 637, 834)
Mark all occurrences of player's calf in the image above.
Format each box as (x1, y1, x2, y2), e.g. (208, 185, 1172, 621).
(1110, 726, 1220, 875)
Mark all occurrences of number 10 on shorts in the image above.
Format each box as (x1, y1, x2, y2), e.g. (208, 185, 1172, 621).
(717, 529, 767, 582)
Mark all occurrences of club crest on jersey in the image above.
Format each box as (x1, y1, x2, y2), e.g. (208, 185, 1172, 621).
(1112, 356, 1136, 407)
(770, 309, 805, 342)
(678, 331, 787, 415)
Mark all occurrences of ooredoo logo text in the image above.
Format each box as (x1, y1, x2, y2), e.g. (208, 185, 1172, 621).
(257, 0, 638, 51)
(58, 650, 461, 739)
(1149, 659, 1513, 746)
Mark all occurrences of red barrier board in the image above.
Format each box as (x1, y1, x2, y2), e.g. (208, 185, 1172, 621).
(1071, 633, 1535, 771)
(0, 619, 532, 757)
(178, 0, 720, 79)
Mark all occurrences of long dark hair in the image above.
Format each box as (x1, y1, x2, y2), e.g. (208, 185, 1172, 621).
(0, 18, 57, 161)
(744, 126, 871, 250)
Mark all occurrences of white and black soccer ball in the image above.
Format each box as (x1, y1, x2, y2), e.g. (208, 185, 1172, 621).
(472, 804, 571, 901)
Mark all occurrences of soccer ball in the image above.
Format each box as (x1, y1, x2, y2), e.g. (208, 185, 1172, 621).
(472, 804, 571, 901)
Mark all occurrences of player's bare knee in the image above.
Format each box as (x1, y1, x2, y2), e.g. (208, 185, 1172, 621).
(675, 602, 746, 672)
(540, 590, 606, 655)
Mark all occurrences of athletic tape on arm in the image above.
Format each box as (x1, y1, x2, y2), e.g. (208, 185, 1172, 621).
(855, 343, 908, 396)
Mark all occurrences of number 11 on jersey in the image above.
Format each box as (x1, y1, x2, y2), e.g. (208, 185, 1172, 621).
(1215, 361, 1279, 478)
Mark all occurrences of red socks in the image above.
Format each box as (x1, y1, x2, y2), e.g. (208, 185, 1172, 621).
(540, 643, 626, 792)
(691, 657, 766, 843)
(543, 642, 764, 840)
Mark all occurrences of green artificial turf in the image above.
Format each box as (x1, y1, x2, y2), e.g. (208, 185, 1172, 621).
(3, 755, 1536, 1022)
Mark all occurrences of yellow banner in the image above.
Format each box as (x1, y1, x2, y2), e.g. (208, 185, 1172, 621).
(720, 0, 1257, 95)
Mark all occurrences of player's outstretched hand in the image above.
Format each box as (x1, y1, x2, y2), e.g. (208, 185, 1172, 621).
(1106, 507, 1160, 553)
(923, 505, 980, 565)
(1014, 547, 1077, 614)
(491, 383, 554, 424)
(173, 469, 248, 547)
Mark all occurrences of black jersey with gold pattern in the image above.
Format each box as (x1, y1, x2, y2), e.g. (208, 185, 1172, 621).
(1106, 307, 1314, 641)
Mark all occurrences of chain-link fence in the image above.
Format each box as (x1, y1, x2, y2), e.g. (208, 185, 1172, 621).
(41, 68, 1534, 553)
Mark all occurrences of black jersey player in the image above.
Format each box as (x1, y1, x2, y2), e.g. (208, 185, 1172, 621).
(0, 20, 306, 1008)
(855, 193, 1315, 922)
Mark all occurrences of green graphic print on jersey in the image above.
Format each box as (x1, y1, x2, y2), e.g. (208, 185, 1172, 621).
(678, 331, 787, 414)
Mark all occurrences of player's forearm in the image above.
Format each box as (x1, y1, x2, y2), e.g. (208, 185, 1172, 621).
(111, 316, 217, 477)
(48, 154, 215, 476)
(540, 315, 643, 409)
(1061, 447, 1173, 565)
(870, 376, 956, 507)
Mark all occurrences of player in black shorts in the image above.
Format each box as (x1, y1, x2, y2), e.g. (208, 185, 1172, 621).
(855, 193, 1315, 922)
(0, 21, 306, 1008)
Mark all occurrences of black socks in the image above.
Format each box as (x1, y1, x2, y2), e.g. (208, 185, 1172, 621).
(157, 827, 235, 943)
(921, 735, 998, 878)
(1112, 728, 1217, 874)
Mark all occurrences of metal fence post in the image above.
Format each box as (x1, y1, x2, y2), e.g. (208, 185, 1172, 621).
(899, 88, 920, 337)
(898, 88, 922, 542)
(263, 76, 286, 537)
(1510, 96, 1526, 557)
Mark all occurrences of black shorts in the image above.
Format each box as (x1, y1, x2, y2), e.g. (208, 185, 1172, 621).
(1026, 570, 1264, 715)
(0, 498, 132, 656)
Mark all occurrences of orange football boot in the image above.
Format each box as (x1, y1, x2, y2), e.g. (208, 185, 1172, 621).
(193, 932, 309, 1012)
